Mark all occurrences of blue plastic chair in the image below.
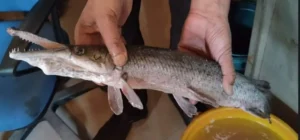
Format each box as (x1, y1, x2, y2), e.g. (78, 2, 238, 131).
(0, 0, 98, 139)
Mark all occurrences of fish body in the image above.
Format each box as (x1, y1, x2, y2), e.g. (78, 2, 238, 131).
(123, 45, 268, 105)
(108, 45, 271, 118)
(7, 28, 272, 119)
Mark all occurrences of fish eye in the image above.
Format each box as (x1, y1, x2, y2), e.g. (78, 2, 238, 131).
(74, 47, 85, 55)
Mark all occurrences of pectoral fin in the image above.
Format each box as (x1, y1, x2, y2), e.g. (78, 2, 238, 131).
(250, 79, 271, 90)
(108, 86, 124, 115)
(173, 95, 198, 118)
(243, 74, 271, 90)
(187, 87, 219, 108)
(120, 78, 143, 110)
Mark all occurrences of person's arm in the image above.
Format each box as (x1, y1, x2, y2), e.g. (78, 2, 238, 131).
(190, 0, 230, 18)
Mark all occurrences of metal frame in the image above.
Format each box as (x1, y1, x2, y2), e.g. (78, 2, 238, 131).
(9, 81, 99, 140)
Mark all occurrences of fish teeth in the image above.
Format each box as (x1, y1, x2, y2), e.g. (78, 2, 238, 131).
(11, 48, 15, 53)
(10, 48, 19, 53)
(9, 47, 42, 54)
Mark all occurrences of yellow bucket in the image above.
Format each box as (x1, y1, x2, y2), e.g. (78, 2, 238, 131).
(181, 107, 297, 140)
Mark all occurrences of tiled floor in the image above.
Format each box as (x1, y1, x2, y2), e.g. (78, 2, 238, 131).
(1, 0, 186, 139)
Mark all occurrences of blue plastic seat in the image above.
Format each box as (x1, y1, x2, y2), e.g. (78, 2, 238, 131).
(0, 1, 98, 139)
(0, 0, 60, 132)
(0, 0, 38, 12)
(0, 21, 57, 131)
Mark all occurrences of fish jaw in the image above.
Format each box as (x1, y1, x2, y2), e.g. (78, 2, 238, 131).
(8, 48, 112, 84)
(7, 27, 66, 49)
(219, 99, 271, 119)
(9, 47, 70, 61)
(7, 27, 115, 75)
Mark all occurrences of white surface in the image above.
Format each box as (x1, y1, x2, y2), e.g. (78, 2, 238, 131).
(246, 0, 298, 112)
(25, 121, 62, 140)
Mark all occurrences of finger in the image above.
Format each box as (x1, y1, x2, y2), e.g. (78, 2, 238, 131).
(96, 14, 127, 67)
(206, 22, 235, 95)
(218, 50, 235, 95)
(95, 82, 106, 86)
(74, 18, 104, 45)
(76, 32, 103, 45)
(178, 45, 213, 60)
(121, 36, 127, 45)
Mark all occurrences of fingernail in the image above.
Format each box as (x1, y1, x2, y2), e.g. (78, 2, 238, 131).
(224, 83, 233, 95)
(227, 88, 233, 95)
(113, 52, 127, 66)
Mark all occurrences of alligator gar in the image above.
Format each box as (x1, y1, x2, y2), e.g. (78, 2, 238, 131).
(6, 28, 272, 120)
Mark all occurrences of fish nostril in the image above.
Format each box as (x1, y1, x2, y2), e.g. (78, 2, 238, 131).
(74, 47, 85, 55)
(93, 54, 101, 60)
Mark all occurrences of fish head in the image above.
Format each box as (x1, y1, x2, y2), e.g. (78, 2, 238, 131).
(225, 74, 273, 120)
(9, 45, 115, 76)
(67, 45, 115, 73)
(242, 86, 272, 120)
(7, 27, 116, 78)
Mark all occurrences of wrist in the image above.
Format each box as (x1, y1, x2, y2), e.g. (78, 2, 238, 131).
(190, 0, 231, 19)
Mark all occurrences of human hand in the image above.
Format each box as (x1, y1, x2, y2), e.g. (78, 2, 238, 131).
(74, 0, 133, 66)
(179, 0, 235, 95)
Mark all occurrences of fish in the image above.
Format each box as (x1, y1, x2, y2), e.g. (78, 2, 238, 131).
(6, 27, 272, 121)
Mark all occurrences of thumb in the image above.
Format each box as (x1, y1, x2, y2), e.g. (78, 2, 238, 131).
(206, 23, 235, 95)
(96, 15, 127, 66)
(218, 50, 235, 95)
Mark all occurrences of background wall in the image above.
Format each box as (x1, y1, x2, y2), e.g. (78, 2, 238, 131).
(245, 0, 298, 113)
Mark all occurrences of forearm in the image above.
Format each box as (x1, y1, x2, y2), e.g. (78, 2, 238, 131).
(190, 0, 231, 18)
